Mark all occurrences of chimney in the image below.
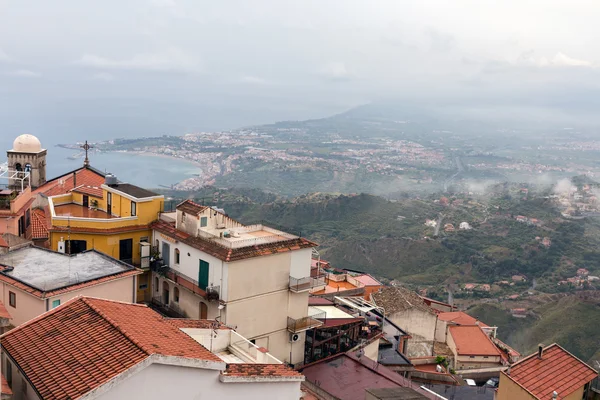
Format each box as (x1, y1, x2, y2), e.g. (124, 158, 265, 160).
(73, 172, 76, 188)
(475, 319, 480, 326)
(538, 344, 544, 360)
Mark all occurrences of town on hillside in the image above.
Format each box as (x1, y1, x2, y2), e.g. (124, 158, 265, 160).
(0, 134, 598, 400)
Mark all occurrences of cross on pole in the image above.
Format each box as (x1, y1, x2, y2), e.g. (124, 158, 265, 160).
(80, 141, 93, 167)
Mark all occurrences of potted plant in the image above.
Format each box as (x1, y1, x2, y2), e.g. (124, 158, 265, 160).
(90, 199, 99, 210)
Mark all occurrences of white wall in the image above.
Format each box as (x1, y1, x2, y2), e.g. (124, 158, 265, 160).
(95, 363, 301, 400)
(289, 248, 311, 279)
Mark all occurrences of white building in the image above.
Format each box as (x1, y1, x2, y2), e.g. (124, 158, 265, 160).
(151, 200, 322, 365)
(1, 296, 303, 400)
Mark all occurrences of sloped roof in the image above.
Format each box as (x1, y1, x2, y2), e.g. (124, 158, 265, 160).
(152, 219, 317, 262)
(224, 364, 302, 378)
(31, 208, 49, 239)
(71, 184, 103, 198)
(106, 183, 159, 199)
(0, 297, 223, 400)
(177, 199, 208, 215)
(438, 311, 489, 327)
(502, 343, 597, 399)
(0, 300, 11, 320)
(448, 326, 500, 356)
(0, 372, 11, 396)
(34, 166, 105, 197)
(371, 286, 436, 316)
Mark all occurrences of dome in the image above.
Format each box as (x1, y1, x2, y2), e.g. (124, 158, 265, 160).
(12, 134, 42, 153)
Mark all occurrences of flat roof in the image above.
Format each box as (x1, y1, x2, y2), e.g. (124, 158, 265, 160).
(0, 247, 133, 291)
(106, 183, 159, 199)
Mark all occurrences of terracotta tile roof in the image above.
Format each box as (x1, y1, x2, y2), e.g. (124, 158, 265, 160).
(0, 265, 142, 299)
(152, 219, 318, 262)
(372, 286, 436, 316)
(0, 372, 12, 396)
(49, 224, 151, 235)
(448, 325, 500, 356)
(71, 184, 103, 198)
(503, 343, 597, 399)
(166, 318, 229, 330)
(34, 167, 105, 197)
(0, 300, 11, 320)
(1, 297, 223, 400)
(224, 364, 303, 378)
(438, 311, 489, 327)
(31, 208, 49, 239)
(177, 199, 208, 215)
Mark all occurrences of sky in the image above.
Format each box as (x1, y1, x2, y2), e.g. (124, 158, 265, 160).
(2, 0, 600, 144)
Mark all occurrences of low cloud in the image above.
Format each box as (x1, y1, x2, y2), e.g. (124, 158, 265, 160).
(76, 48, 201, 72)
(239, 75, 268, 85)
(320, 62, 354, 81)
(551, 52, 593, 67)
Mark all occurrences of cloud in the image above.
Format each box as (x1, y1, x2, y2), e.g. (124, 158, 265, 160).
(76, 48, 200, 72)
(551, 52, 593, 67)
(8, 69, 41, 78)
(239, 75, 269, 85)
(92, 72, 115, 81)
(320, 62, 354, 81)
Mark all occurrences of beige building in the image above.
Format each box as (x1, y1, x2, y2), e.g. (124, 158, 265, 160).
(446, 325, 502, 370)
(371, 286, 438, 357)
(0, 245, 140, 327)
(1, 296, 303, 400)
(151, 200, 321, 365)
(496, 344, 597, 400)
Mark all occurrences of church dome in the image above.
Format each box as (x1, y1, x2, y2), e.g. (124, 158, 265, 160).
(12, 134, 42, 153)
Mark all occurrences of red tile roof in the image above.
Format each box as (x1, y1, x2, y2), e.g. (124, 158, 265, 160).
(0, 372, 12, 396)
(49, 224, 151, 235)
(152, 219, 317, 262)
(34, 167, 105, 197)
(71, 184, 103, 198)
(438, 311, 489, 327)
(0, 300, 11, 320)
(503, 343, 597, 399)
(31, 208, 49, 239)
(1, 297, 223, 400)
(0, 264, 142, 298)
(224, 364, 303, 378)
(448, 325, 500, 356)
(166, 318, 229, 329)
(177, 199, 208, 215)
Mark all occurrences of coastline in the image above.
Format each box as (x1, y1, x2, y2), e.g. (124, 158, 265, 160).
(111, 150, 204, 169)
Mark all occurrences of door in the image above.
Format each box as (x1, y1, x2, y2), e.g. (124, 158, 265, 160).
(82, 195, 89, 208)
(199, 260, 209, 290)
(200, 302, 208, 319)
(162, 242, 170, 266)
(107, 192, 112, 215)
(119, 238, 133, 264)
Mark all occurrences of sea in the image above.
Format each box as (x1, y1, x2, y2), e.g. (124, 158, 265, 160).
(0, 136, 201, 189)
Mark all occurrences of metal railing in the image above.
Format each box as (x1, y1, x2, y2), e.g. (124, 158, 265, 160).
(230, 331, 282, 364)
(289, 275, 327, 293)
(287, 308, 326, 333)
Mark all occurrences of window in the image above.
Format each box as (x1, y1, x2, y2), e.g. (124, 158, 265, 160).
(15, 163, 22, 172)
(155, 277, 159, 292)
(25, 209, 31, 228)
(469, 356, 475, 359)
(5, 361, 11, 386)
(9, 291, 16, 308)
(140, 236, 149, 243)
(174, 287, 180, 302)
(175, 248, 180, 264)
(139, 283, 148, 290)
(199, 260, 209, 290)
(483, 356, 489, 359)
(24, 163, 31, 173)
(131, 201, 137, 216)
(200, 216, 208, 227)
(52, 299, 60, 309)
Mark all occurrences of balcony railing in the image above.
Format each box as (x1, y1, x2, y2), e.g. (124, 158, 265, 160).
(287, 308, 326, 333)
(154, 265, 220, 302)
(289, 275, 327, 293)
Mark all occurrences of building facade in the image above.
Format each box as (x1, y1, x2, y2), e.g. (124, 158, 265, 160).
(151, 200, 320, 365)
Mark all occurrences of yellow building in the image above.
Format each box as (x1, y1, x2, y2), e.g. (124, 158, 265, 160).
(47, 176, 164, 301)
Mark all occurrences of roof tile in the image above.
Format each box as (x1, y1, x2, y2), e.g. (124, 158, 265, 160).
(448, 325, 500, 356)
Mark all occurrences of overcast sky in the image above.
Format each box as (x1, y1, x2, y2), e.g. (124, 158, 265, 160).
(1, 0, 600, 139)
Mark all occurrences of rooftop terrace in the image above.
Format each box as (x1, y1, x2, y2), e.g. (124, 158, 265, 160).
(0, 246, 135, 292)
(53, 203, 114, 219)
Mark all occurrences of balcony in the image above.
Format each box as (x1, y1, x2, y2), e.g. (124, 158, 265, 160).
(154, 264, 220, 302)
(287, 307, 326, 333)
(289, 275, 327, 293)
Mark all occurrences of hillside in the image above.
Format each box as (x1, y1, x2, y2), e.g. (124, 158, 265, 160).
(467, 294, 600, 363)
